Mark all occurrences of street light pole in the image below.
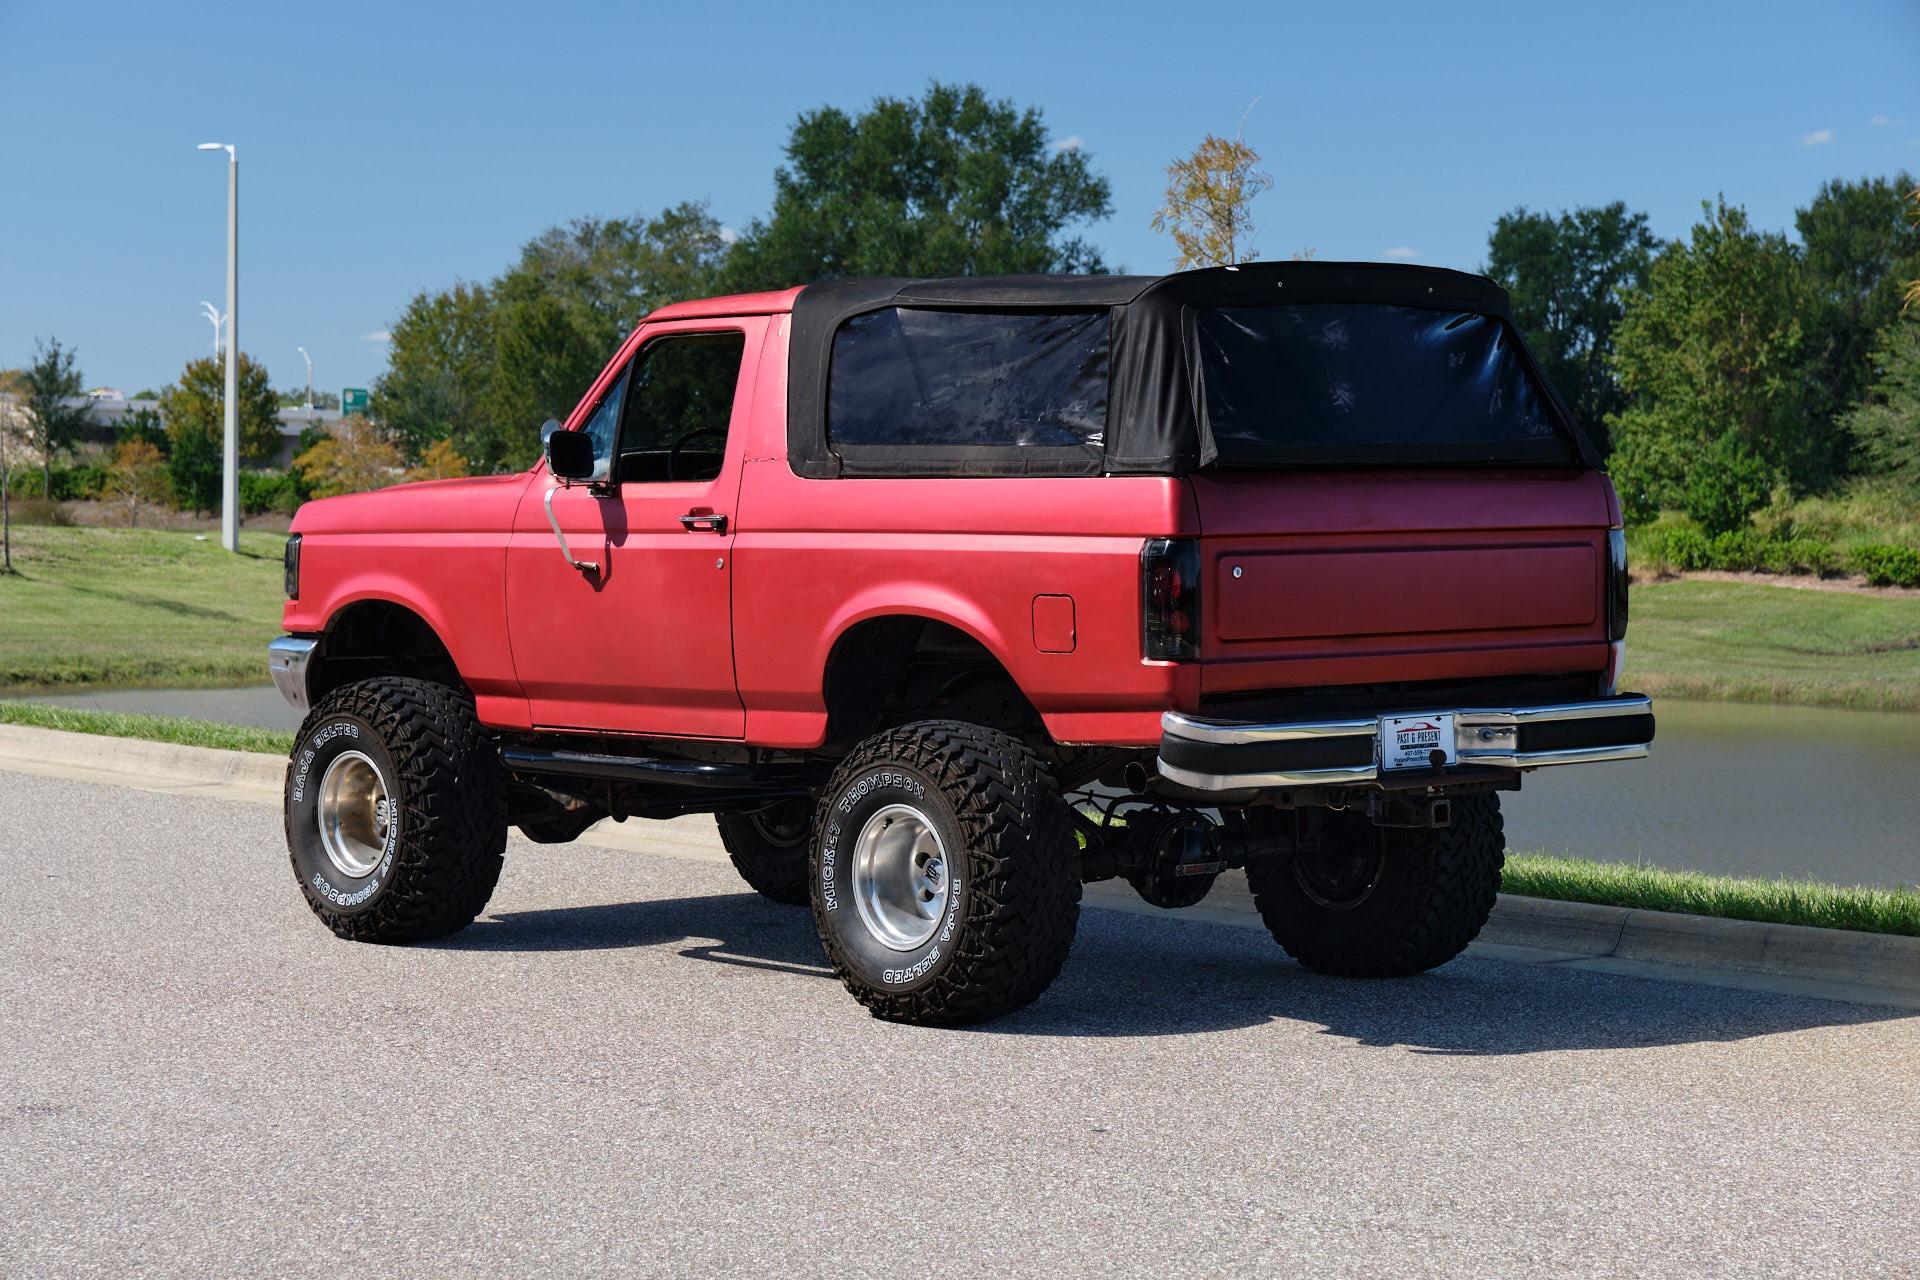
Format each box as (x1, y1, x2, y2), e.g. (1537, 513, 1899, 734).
(200, 302, 224, 357)
(199, 142, 239, 553)
(297, 346, 314, 411)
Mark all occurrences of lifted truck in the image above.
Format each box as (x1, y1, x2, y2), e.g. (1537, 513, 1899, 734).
(271, 261, 1653, 1026)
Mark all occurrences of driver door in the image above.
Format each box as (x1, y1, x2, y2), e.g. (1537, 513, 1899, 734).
(506, 316, 767, 738)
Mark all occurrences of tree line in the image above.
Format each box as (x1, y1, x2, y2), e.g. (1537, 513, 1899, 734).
(1486, 180, 1919, 530)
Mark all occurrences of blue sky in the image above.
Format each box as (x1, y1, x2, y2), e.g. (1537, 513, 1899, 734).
(2, 0, 1916, 400)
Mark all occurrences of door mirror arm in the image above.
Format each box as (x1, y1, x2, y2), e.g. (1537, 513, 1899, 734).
(543, 483, 600, 576)
(542, 426, 603, 575)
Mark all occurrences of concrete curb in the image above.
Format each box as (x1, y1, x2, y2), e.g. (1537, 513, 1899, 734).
(0, 723, 284, 794)
(3, 723, 1916, 1009)
(1483, 893, 1920, 1000)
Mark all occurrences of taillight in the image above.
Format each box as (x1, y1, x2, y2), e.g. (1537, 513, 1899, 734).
(284, 534, 302, 600)
(1606, 527, 1628, 642)
(1142, 537, 1201, 661)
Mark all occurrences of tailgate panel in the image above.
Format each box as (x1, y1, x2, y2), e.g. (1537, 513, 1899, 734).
(1185, 469, 1614, 697)
(1218, 542, 1597, 642)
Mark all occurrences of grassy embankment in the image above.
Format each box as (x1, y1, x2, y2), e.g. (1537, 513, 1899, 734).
(0, 699, 294, 754)
(1622, 578, 1920, 711)
(0, 525, 286, 691)
(1501, 853, 1920, 938)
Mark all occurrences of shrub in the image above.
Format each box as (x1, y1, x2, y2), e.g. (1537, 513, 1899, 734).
(1780, 537, 1841, 577)
(54, 464, 107, 501)
(238, 469, 304, 515)
(1706, 529, 1767, 571)
(1633, 520, 1840, 577)
(1661, 525, 1714, 571)
(1851, 544, 1920, 588)
(1682, 433, 1776, 534)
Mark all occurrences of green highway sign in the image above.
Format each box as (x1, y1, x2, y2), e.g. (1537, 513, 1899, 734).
(342, 387, 369, 416)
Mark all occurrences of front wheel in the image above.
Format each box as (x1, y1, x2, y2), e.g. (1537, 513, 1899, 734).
(810, 720, 1080, 1025)
(285, 676, 506, 942)
(1244, 795, 1504, 978)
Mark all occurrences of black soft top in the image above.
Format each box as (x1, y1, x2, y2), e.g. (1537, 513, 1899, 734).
(786, 260, 1598, 477)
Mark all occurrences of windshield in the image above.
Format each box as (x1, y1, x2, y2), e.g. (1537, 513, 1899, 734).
(1194, 303, 1574, 466)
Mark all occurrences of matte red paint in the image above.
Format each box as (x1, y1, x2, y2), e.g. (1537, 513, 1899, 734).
(286, 292, 1616, 749)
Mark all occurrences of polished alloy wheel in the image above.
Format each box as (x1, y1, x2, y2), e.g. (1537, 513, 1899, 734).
(850, 802, 950, 951)
(317, 749, 392, 878)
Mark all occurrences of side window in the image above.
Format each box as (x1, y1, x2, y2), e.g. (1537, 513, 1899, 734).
(579, 363, 630, 480)
(617, 331, 747, 483)
(827, 308, 1110, 448)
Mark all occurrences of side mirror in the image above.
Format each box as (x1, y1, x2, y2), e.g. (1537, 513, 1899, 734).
(545, 428, 596, 483)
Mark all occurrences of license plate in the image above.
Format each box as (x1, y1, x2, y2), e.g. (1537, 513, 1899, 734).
(1379, 713, 1457, 772)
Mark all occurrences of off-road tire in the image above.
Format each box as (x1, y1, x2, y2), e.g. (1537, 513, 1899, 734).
(810, 720, 1080, 1025)
(285, 676, 506, 943)
(716, 800, 813, 905)
(1245, 794, 1504, 978)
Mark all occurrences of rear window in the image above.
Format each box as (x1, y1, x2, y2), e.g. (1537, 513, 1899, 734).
(828, 308, 1110, 449)
(1194, 303, 1572, 465)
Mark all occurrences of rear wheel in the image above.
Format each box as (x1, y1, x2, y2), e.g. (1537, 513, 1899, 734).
(716, 799, 814, 905)
(285, 677, 506, 942)
(810, 720, 1080, 1025)
(1244, 794, 1504, 978)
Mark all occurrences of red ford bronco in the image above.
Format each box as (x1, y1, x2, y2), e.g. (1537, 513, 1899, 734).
(272, 261, 1653, 1025)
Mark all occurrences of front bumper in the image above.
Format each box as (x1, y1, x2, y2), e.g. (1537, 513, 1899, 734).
(1157, 694, 1654, 793)
(268, 636, 318, 716)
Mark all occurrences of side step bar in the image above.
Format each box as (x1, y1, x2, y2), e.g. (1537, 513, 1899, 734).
(500, 745, 821, 795)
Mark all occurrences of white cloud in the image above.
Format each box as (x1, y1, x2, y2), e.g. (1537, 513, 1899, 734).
(1383, 246, 1419, 260)
(719, 225, 742, 245)
(359, 330, 391, 343)
(1051, 135, 1085, 153)
(1801, 129, 1835, 146)
(1870, 114, 1905, 127)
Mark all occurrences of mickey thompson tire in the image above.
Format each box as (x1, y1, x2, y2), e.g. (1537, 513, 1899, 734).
(285, 676, 506, 943)
(810, 721, 1080, 1026)
(1244, 794, 1504, 978)
(716, 799, 813, 905)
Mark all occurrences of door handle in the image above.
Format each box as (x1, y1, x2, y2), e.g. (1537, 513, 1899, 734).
(678, 512, 728, 534)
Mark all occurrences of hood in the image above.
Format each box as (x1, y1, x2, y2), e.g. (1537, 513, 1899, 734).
(291, 471, 536, 535)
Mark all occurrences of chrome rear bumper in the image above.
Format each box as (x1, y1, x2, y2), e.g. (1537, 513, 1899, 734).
(268, 636, 318, 716)
(1157, 694, 1654, 792)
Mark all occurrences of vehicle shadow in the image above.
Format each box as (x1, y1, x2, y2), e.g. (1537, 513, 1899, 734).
(434, 891, 1913, 1053)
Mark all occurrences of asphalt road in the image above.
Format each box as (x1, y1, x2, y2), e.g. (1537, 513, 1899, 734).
(4, 771, 1918, 1278)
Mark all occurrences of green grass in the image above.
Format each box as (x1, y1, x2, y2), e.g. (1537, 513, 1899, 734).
(0, 700, 294, 754)
(0, 525, 286, 692)
(1503, 852, 1920, 938)
(1624, 578, 1920, 711)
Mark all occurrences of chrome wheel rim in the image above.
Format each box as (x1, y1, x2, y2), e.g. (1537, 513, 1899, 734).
(850, 803, 949, 952)
(317, 750, 392, 879)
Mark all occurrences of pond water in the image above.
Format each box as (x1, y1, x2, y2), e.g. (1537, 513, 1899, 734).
(16, 688, 1920, 889)
(1502, 699, 1920, 889)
